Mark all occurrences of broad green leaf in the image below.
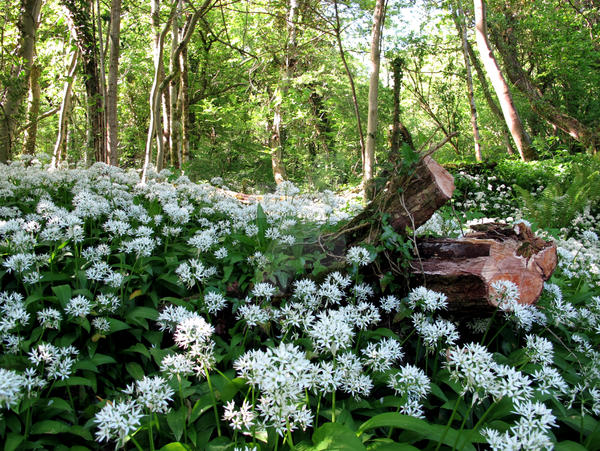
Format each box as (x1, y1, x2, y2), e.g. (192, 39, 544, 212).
(555, 441, 589, 451)
(358, 413, 480, 451)
(311, 422, 366, 451)
(3, 432, 24, 451)
(167, 406, 187, 442)
(54, 376, 94, 388)
(189, 395, 213, 423)
(159, 443, 192, 451)
(367, 440, 420, 451)
(51, 285, 72, 308)
(126, 362, 145, 380)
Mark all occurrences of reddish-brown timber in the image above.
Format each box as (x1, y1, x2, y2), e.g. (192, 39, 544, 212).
(412, 222, 557, 313)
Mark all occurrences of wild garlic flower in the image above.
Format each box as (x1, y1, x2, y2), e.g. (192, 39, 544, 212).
(0, 291, 29, 332)
(362, 337, 403, 372)
(388, 364, 430, 402)
(293, 278, 317, 300)
(157, 305, 198, 332)
(214, 247, 228, 259)
(0, 368, 25, 409)
(237, 303, 271, 327)
(223, 399, 256, 431)
(176, 259, 217, 288)
(352, 282, 374, 301)
(173, 316, 214, 349)
(308, 309, 354, 355)
(342, 301, 381, 330)
(94, 399, 144, 447)
(204, 291, 227, 314)
(412, 313, 459, 353)
(525, 334, 554, 366)
(335, 351, 373, 398)
(346, 246, 373, 266)
(96, 293, 121, 314)
(37, 308, 62, 329)
(532, 366, 569, 396)
(188, 229, 217, 252)
(380, 295, 401, 313)
(2, 252, 36, 273)
(64, 295, 93, 317)
(251, 282, 277, 300)
(124, 376, 174, 414)
(160, 354, 195, 379)
(92, 317, 111, 334)
(325, 271, 352, 289)
(317, 281, 344, 306)
(447, 342, 497, 397)
(407, 286, 448, 312)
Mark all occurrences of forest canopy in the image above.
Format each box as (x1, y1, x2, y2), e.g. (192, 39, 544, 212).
(0, 0, 599, 190)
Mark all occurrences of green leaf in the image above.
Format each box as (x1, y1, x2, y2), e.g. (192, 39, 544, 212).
(159, 443, 192, 451)
(189, 396, 213, 423)
(555, 441, 589, 451)
(126, 306, 158, 322)
(54, 376, 94, 388)
(167, 406, 187, 442)
(3, 432, 24, 451)
(106, 318, 130, 334)
(366, 440, 420, 451)
(30, 419, 70, 435)
(126, 362, 145, 380)
(90, 353, 117, 366)
(51, 285, 72, 308)
(358, 413, 480, 451)
(311, 422, 366, 451)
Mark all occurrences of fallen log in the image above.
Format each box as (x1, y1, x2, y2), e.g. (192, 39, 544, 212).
(411, 222, 557, 313)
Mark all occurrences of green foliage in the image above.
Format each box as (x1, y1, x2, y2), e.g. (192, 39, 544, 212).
(515, 161, 600, 230)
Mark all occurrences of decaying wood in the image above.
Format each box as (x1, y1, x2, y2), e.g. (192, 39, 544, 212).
(411, 222, 557, 313)
(338, 155, 455, 246)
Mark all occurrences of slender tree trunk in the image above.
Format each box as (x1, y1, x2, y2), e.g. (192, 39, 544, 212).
(63, 0, 107, 163)
(143, 0, 173, 182)
(389, 57, 414, 163)
(364, 0, 385, 200)
(465, 40, 515, 156)
(489, 20, 599, 153)
(23, 64, 41, 155)
(179, 44, 190, 165)
(52, 50, 79, 169)
(0, 0, 43, 163)
(106, 0, 121, 166)
(473, 0, 536, 161)
(270, 0, 298, 185)
(169, 0, 181, 168)
(333, 0, 365, 171)
(453, 4, 482, 161)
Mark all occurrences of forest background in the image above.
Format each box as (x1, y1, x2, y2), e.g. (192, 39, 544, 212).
(1, 0, 599, 192)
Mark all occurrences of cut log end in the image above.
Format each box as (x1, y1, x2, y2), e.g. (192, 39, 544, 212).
(411, 222, 557, 314)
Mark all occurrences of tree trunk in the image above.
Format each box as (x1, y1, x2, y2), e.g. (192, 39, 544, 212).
(389, 57, 414, 162)
(413, 223, 557, 313)
(489, 22, 600, 152)
(465, 40, 516, 156)
(51, 50, 79, 169)
(179, 44, 190, 165)
(169, 0, 181, 168)
(106, 0, 121, 166)
(453, 4, 482, 161)
(23, 64, 41, 155)
(0, 0, 43, 163)
(473, 0, 536, 161)
(333, 0, 365, 173)
(142, 0, 174, 182)
(63, 0, 106, 163)
(364, 0, 385, 201)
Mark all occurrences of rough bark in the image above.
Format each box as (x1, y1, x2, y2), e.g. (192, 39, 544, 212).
(473, 0, 536, 161)
(23, 63, 41, 155)
(453, 5, 482, 161)
(389, 57, 414, 160)
(338, 156, 455, 246)
(168, 0, 181, 168)
(106, 0, 121, 166)
(412, 222, 557, 313)
(0, 0, 43, 163)
(51, 50, 79, 169)
(364, 0, 385, 201)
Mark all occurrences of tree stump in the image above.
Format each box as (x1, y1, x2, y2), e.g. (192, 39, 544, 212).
(411, 222, 557, 313)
